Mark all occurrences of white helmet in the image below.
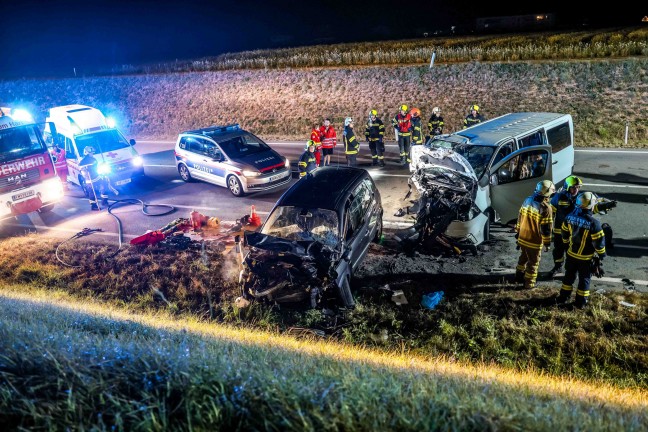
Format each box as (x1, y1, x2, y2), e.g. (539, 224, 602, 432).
(83, 146, 96, 155)
(344, 117, 353, 126)
(432, 107, 441, 114)
(535, 179, 555, 197)
(576, 191, 597, 210)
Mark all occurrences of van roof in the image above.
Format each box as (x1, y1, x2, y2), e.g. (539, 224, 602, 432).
(47, 105, 108, 135)
(455, 112, 570, 146)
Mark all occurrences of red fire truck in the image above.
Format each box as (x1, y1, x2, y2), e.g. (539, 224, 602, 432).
(0, 107, 64, 222)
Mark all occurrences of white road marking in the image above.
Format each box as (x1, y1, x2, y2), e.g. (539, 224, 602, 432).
(574, 149, 648, 154)
(585, 183, 648, 189)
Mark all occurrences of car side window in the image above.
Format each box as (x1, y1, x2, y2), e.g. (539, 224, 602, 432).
(497, 149, 549, 184)
(65, 137, 78, 159)
(518, 131, 545, 148)
(546, 122, 571, 152)
(179, 137, 189, 150)
(185, 138, 203, 154)
(492, 141, 514, 166)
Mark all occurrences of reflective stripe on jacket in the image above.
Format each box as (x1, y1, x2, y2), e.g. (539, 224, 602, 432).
(428, 114, 444, 135)
(411, 117, 424, 144)
(298, 150, 317, 177)
(463, 113, 485, 129)
(344, 126, 359, 155)
(562, 209, 606, 260)
(391, 113, 412, 136)
(365, 118, 385, 142)
(550, 190, 575, 234)
(310, 129, 322, 147)
(516, 193, 553, 249)
(319, 126, 337, 148)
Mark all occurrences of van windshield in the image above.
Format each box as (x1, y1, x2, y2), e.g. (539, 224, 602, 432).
(75, 130, 130, 154)
(0, 124, 47, 163)
(429, 138, 494, 179)
(217, 133, 271, 158)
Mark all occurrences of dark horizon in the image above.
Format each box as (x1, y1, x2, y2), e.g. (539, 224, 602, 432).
(1, 0, 645, 79)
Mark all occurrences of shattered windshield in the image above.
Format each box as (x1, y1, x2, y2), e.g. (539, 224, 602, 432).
(429, 139, 494, 179)
(262, 206, 339, 248)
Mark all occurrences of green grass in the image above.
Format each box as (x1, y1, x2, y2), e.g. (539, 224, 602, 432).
(1, 290, 646, 431)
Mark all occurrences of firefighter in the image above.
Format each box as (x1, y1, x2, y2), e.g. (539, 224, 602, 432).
(79, 146, 108, 211)
(319, 118, 337, 167)
(343, 117, 360, 167)
(310, 123, 323, 167)
(298, 140, 317, 178)
(364, 109, 385, 167)
(428, 106, 444, 136)
(549, 175, 617, 277)
(392, 104, 412, 165)
(410, 108, 424, 145)
(514, 180, 555, 290)
(49, 142, 69, 191)
(463, 104, 485, 129)
(558, 191, 607, 308)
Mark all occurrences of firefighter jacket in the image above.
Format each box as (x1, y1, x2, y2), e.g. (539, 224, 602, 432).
(298, 150, 317, 177)
(428, 114, 444, 135)
(515, 193, 553, 249)
(463, 113, 485, 129)
(391, 113, 412, 136)
(344, 126, 359, 155)
(79, 154, 99, 181)
(365, 117, 385, 142)
(319, 125, 337, 148)
(411, 117, 424, 144)
(310, 128, 322, 148)
(561, 208, 606, 261)
(50, 146, 69, 174)
(550, 189, 576, 235)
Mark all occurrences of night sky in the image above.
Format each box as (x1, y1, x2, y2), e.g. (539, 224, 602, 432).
(1, 0, 644, 78)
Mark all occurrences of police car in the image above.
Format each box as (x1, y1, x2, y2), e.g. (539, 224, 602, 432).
(174, 124, 292, 196)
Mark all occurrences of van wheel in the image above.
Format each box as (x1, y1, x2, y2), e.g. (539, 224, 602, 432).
(227, 175, 245, 197)
(337, 277, 355, 308)
(178, 164, 193, 182)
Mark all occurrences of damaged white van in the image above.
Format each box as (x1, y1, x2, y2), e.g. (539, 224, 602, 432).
(405, 112, 574, 247)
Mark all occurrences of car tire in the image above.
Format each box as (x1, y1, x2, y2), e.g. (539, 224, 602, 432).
(227, 175, 245, 197)
(337, 277, 355, 308)
(373, 214, 383, 243)
(178, 164, 193, 182)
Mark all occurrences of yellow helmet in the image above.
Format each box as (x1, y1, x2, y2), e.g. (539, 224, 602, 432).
(370, 109, 378, 116)
(576, 191, 597, 210)
(305, 140, 315, 150)
(535, 179, 555, 197)
(400, 104, 408, 112)
(470, 104, 480, 112)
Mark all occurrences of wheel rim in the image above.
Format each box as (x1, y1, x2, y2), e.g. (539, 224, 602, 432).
(228, 177, 240, 195)
(180, 165, 189, 181)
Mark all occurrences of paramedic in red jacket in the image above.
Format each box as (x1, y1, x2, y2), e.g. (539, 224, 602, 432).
(392, 105, 412, 165)
(319, 118, 337, 167)
(310, 124, 323, 167)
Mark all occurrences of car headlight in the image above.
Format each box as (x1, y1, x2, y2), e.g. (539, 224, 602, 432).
(132, 156, 143, 167)
(242, 170, 260, 177)
(284, 158, 290, 169)
(97, 163, 112, 175)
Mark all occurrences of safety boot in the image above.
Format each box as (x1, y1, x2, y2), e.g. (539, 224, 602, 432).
(90, 203, 99, 211)
(574, 296, 588, 309)
(379, 159, 385, 167)
(555, 293, 570, 304)
(548, 264, 563, 278)
(372, 159, 378, 166)
(399, 155, 405, 165)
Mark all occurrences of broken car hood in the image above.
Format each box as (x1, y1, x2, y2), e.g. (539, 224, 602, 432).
(411, 146, 478, 193)
(245, 231, 311, 256)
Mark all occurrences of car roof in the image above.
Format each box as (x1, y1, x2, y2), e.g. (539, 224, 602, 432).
(277, 167, 368, 211)
(454, 112, 569, 146)
(179, 124, 246, 141)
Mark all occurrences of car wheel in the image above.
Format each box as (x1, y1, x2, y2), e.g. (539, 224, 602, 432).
(337, 277, 355, 308)
(178, 164, 193, 182)
(373, 214, 383, 243)
(227, 175, 245, 197)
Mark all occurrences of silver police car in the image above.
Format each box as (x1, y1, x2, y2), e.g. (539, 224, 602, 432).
(174, 124, 292, 196)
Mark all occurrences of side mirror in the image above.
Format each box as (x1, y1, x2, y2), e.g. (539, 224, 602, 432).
(490, 174, 498, 185)
(498, 168, 511, 183)
(129, 139, 137, 146)
(213, 152, 224, 162)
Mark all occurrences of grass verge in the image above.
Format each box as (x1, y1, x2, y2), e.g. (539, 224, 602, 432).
(0, 289, 647, 431)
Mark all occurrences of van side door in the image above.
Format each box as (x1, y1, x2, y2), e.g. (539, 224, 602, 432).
(545, 119, 574, 185)
(489, 145, 553, 224)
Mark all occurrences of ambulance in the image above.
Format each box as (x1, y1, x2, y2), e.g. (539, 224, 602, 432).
(44, 105, 144, 194)
(0, 107, 64, 221)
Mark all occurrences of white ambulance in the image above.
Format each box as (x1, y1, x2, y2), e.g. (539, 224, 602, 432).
(44, 105, 144, 193)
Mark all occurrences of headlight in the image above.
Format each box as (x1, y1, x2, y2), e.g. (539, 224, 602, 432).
(242, 170, 260, 177)
(106, 117, 116, 128)
(97, 163, 112, 175)
(132, 156, 143, 167)
(12, 109, 34, 123)
(284, 158, 290, 168)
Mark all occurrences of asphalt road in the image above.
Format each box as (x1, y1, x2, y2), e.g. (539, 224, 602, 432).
(2, 140, 647, 288)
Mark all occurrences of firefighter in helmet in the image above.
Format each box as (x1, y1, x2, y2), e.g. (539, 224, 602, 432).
(365, 109, 385, 167)
(410, 108, 424, 145)
(558, 191, 607, 308)
(463, 104, 485, 129)
(428, 106, 444, 136)
(515, 180, 555, 290)
(392, 104, 412, 165)
(298, 140, 317, 178)
(79, 146, 109, 211)
(343, 117, 360, 167)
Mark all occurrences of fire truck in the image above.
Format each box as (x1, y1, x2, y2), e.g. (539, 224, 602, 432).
(0, 107, 64, 222)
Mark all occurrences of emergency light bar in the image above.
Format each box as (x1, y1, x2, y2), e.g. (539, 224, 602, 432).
(201, 123, 241, 135)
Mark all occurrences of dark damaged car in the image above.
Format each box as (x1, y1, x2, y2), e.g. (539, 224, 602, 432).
(240, 167, 383, 308)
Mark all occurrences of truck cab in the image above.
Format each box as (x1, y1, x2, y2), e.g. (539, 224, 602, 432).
(44, 105, 144, 192)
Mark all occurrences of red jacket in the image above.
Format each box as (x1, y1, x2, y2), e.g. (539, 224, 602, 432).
(50, 146, 69, 174)
(392, 113, 412, 136)
(319, 125, 337, 148)
(310, 128, 322, 147)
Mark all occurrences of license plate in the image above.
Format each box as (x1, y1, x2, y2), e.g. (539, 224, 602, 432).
(115, 178, 131, 186)
(269, 172, 287, 182)
(12, 190, 35, 201)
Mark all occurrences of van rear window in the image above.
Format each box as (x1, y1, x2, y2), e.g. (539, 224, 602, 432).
(546, 122, 571, 152)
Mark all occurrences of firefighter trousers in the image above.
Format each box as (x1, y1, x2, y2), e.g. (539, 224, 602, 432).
(515, 244, 542, 289)
(560, 256, 591, 305)
(368, 140, 385, 164)
(552, 234, 566, 267)
(397, 135, 411, 163)
(346, 153, 357, 167)
(87, 177, 109, 207)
